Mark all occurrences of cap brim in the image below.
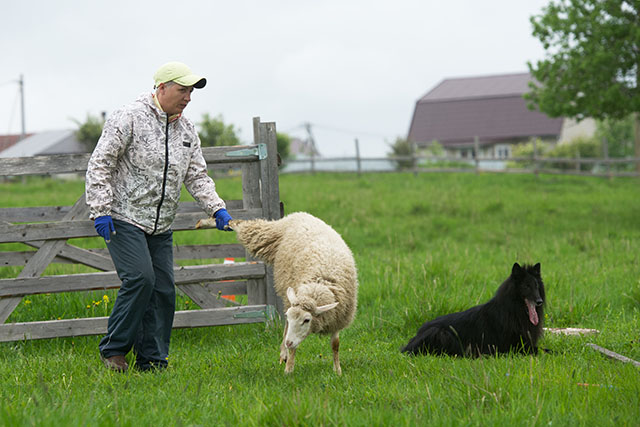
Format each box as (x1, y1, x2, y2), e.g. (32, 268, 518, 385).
(174, 75, 207, 89)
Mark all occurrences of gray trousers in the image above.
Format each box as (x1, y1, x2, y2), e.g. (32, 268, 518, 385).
(99, 219, 175, 368)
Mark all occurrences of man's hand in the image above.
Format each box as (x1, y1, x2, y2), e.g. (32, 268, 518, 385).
(213, 209, 233, 231)
(94, 215, 116, 242)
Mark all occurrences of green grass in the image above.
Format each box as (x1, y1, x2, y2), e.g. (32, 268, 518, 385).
(1, 172, 640, 426)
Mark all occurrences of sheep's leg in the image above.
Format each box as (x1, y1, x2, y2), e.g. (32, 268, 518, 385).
(284, 348, 296, 374)
(331, 331, 342, 375)
(279, 321, 289, 364)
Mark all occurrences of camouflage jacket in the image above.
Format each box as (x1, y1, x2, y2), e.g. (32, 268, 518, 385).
(85, 93, 226, 234)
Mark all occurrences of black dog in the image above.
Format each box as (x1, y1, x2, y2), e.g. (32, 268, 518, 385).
(402, 263, 545, 357)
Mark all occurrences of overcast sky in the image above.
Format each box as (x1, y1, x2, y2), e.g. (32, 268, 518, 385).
(0, 0, 551, 157)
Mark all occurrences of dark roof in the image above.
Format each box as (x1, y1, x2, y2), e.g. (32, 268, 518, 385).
(408, 72, 563, 147)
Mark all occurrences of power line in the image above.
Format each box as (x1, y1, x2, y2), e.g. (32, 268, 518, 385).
(7, 85, 20, 134)
(0, 78, 19, 88)
(288, 122, 393, 139)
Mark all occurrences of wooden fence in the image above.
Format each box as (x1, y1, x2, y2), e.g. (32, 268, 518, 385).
(282, 138, 640, 177)
(282, 154, 640, 177)
(0, 117, 283, 342)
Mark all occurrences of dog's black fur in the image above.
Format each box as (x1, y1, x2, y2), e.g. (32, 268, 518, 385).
(402, 263, 545, 357)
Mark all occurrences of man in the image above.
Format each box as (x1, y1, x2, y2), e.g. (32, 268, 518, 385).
(86, 61, 232, 372)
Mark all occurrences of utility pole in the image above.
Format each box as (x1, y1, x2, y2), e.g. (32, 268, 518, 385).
(19, 74, 25, 141)
(304, 122, 318, 174)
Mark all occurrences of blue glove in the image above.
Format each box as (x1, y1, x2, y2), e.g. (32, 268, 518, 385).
(214, 208, 232, 231)
(94, 215, 115, 242)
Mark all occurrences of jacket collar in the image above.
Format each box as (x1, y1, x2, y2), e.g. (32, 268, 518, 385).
(143, 92, 181, 123)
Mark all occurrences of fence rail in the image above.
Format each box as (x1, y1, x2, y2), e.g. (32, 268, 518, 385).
(281, 153, 640, 177)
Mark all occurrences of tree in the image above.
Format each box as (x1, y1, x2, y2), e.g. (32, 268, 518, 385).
(596, 114, 635, 158)
(72, 113, 104, 152)
(276, 132, 292, 164)
(387, 137, 416, 170)
(526, 0, 640, 171)
(198, 113, 241, 147)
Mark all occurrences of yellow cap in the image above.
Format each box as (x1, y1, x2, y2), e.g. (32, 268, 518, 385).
(153, 61, 206, 89)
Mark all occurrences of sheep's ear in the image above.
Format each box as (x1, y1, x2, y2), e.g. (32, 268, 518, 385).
(315, 302, 338, 315)
(286, 287, 298, 305)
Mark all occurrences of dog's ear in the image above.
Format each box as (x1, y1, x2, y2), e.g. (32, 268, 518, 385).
(533, 263, 541, 275)
(512, 262, 522, 276)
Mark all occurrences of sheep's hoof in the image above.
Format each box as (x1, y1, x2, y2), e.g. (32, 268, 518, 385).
(334, 365, 342, 376)
(284, 366, 294, 374)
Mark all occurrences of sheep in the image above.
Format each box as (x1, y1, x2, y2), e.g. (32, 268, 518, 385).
(228, 212, 358, 375)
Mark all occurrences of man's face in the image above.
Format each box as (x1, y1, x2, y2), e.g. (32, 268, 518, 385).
(158, 82, 194, 116)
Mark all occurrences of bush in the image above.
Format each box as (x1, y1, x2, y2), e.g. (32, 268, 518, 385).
(387, 137, 416, 170)
(507, 138, 551, 169)
(545, 136, 601, 171)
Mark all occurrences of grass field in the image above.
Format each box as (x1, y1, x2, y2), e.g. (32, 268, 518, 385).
(1, 172, 639, 426)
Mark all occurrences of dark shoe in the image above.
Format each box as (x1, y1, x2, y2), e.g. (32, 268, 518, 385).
(101, 354, 128, 372)
(134, 360, 168, 372)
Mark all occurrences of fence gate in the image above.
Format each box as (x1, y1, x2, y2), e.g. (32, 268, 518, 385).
(0, 117, 282, 342)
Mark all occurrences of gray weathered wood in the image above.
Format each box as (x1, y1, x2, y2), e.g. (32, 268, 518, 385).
(0, 200, 244, 223)
(246, 279, 266, 305)
(0, 153, 92, 176)
(203, 281, 247, 296)
(0, 146, 263, 177)
(586, 343, 640, 368)
(173, 244, 245, 261)
(179, 284, 234, 309)
(242, 162, 262, 210)
(0, 206, 73, 222)
(256, 119, 284, 315)
(0, 195, 88, 323)
(241, 149, 267, 307)
(0, 220, 96, 244)
(0, 305, 268, 342)
(172, 209, 262, 231)
(0, 262, 266, 297)
(0, 208, 262, 244)
(1, 244, 244, 268)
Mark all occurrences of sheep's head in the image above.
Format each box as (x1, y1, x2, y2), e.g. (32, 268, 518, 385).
(284, 287, 338, 349)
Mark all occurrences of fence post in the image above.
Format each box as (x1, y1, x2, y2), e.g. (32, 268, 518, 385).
(603, 137, 611, 180)
(355, 138, 361, 176)
(474, 136, 480, 173)
(575, 151, 580, 173)
(533, 137, 539, 177)
(254, 117, 284, 317)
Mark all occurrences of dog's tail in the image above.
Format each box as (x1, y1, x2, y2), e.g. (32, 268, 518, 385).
(402, 325, 465, 356)
(401, 327, 437, 355)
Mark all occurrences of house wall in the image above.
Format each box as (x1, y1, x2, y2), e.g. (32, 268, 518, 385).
(558, 117, 597, 144)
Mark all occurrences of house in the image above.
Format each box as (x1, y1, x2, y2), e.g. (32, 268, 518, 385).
(0, 129, 87, 158)
(407, 72, 596, 159)
(0, 133, 33, 154)
(289, 137, 321, 158)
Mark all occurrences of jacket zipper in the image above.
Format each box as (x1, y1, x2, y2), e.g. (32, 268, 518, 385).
(152, 116, 170, 234)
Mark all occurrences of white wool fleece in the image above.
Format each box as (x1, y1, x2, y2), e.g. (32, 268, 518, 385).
(231, 212, 359, 334)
